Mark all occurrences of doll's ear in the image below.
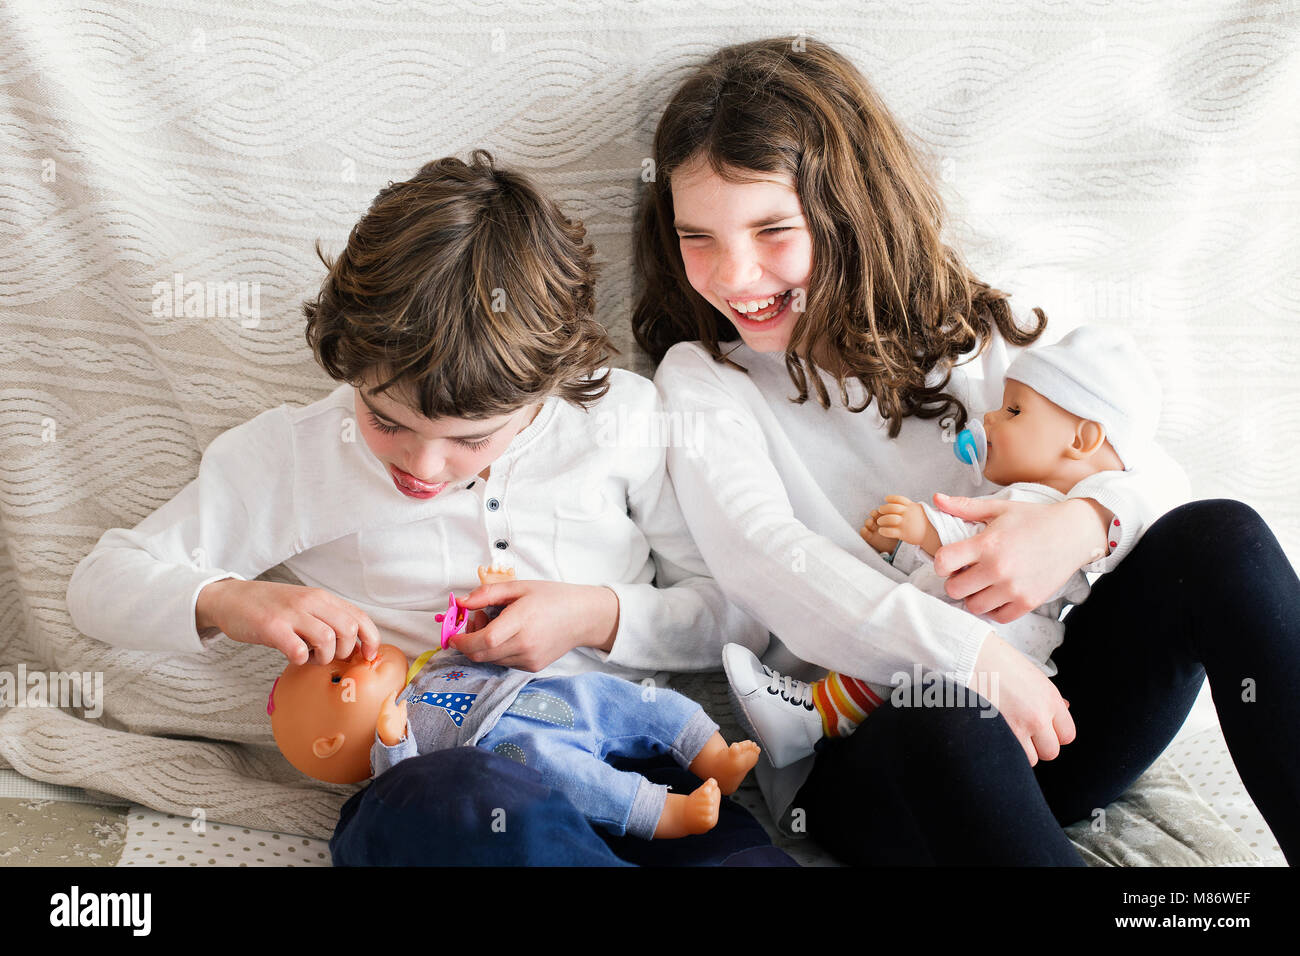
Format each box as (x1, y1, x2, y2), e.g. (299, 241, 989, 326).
(312, 734, 345, 759)
(1070, 420, 1108, 459)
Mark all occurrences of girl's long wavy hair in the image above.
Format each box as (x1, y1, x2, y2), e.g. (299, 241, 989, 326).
(633, 36, 1046, 436)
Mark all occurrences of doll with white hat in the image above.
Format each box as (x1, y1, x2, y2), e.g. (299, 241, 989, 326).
(723, 326, 1162, 768)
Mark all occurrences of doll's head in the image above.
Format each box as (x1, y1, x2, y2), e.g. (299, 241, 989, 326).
(632, 35, 1047, 438)
(982, 326, 1160, 490)
(303, 151, 616, 499)
(269, 643, 409, 783)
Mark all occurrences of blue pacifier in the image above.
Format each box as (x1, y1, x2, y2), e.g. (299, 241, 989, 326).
(952, 419, 987, 486)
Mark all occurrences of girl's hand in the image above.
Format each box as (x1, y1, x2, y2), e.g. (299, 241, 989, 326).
(454, 580, 620, 672)
(196, 578, 381, 666)
(931, 493, 1111, 623)
(972, 631, 1075, 765)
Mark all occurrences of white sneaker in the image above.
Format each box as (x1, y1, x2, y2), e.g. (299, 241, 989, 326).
(722, 643, 823, 769)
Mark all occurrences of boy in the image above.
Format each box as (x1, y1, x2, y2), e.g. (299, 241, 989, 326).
(67, 151, 772, 862)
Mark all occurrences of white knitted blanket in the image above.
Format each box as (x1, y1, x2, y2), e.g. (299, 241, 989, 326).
(2, 0, 1296, 843)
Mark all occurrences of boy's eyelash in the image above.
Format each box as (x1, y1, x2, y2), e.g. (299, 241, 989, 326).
(367, 412, 492, 450)
(368, 413, 402, 435)
(1006, 407, 1020, 416)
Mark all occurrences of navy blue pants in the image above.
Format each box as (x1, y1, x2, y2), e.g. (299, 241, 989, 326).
(794, 499, 1300, 865)
(331, 723, 795, 866)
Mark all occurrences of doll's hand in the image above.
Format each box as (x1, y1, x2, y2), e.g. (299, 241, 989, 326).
(455, 580, 620, 672)
(873, 495, 930, 547)
(859, 511, 898, 555)
(376, 694, 408, 747)
(196, 578, 381, 666)
(931, 494, 1111, 623)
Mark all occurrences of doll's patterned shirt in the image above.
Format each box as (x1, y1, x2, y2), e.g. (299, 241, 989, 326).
(369, 649, 533, 776)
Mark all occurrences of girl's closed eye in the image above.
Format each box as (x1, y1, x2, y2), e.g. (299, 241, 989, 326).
(1006, 407, 1020, 416)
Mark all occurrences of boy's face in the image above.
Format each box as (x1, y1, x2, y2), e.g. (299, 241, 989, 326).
(981, 379, 1086, 486)
(671, 156, 813, 354)
(353, 375, 540, 500)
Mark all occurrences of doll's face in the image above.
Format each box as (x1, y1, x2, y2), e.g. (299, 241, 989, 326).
(269, 643, 409, 783)
(981, 380, 1091, 486)
(670, 156, 813, 354)
(354, 372, 540, 501)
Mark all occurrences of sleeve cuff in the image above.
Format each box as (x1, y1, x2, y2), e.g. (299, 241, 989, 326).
(952, 620, 993, 689)
(600, 581, 654, 670)
(1065, 476, 1137, 572)
(190, 571, 248, 648)
(370, 722, 417, 777)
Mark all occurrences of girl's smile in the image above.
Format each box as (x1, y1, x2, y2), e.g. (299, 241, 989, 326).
(670, 157, 812, 353)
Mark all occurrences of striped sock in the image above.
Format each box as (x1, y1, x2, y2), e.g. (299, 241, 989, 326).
(811, 672, 884, 738)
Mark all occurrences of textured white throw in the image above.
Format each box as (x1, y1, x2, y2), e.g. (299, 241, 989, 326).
(1, 0, 1296, 843)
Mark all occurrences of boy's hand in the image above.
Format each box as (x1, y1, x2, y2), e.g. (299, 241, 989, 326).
(873, 495, 929, 546)
(376, 694, 408, 747)
(455, 580, 620, 672)
(196, 578, 381, 666)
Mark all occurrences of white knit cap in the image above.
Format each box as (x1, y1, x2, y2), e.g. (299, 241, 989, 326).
(1004, 326, 1160, 471)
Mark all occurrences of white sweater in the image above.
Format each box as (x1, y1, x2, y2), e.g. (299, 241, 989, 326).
(654, 316, 1191, 821)
(66, 370, 766, 681)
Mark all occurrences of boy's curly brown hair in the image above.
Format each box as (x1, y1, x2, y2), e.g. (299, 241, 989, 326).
(305, 150, 612, 419)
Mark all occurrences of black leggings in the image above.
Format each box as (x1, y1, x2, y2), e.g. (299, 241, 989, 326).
(794, 499, 1300, 865)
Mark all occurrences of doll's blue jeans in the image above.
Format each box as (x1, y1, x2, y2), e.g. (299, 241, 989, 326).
(330, 672, 795, 866)
(474, 672, 718, 840)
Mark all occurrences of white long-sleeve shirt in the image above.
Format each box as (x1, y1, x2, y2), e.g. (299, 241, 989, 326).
(67, 370, 766, 681)
(654, 313, 1191, 821)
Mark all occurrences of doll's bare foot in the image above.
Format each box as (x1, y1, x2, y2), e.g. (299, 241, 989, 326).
(688, 735, 761, 795)
(654, 779, 721, 838)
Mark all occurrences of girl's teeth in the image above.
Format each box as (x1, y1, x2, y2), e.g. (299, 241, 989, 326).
(730, 291, 788, 320)
(731, 294, 777, 313)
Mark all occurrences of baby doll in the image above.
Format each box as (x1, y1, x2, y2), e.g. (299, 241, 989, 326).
(724, 326, 1162, 767)
(271, 564, 762, 839)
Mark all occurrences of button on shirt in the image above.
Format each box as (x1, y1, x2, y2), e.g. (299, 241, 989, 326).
(66, 369, 767, 680)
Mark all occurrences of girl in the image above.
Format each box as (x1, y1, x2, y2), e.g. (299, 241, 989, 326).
(634, 36, 1300, 865)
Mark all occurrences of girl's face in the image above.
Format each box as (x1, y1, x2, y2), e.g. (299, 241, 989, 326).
(670, 157, 813, 353)
(353, 375, 540, 500)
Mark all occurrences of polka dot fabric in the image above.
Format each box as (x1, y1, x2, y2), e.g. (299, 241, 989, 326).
(1165, 726, 1285, 866)
(118, 808, 331, 867)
